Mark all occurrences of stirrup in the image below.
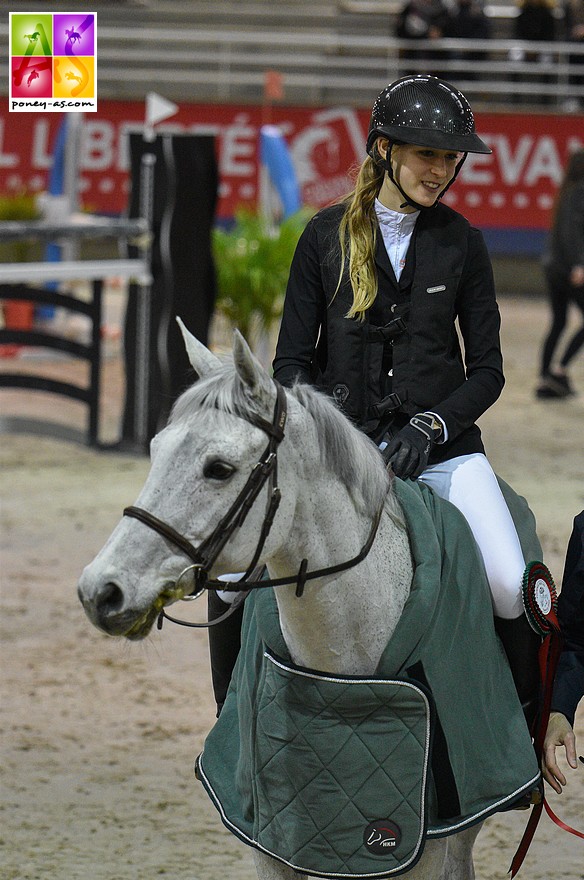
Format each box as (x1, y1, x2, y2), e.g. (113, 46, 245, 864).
(502, 781, 543, 812)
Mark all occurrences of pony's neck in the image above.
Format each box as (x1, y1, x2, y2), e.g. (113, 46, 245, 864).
(268, 489, 413, 676)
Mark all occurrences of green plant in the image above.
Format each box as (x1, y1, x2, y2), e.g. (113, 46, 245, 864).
(0, 191, 41, 262)
(0, 192, 39, 220)
(0, 192, 42, 336)
(213, 208, 312, 344)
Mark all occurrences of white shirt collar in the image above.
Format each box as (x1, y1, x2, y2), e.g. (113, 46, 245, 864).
(374, 199, 419, 281)
(374, 198, 419, 230)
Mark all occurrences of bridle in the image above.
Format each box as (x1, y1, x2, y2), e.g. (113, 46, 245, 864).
(123, 379, 386, 628)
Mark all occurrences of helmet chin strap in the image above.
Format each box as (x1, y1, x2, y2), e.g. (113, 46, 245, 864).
(376, 142, 468, 211)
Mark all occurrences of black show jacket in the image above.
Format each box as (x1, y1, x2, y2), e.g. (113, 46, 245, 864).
(273, 202, 505, 464)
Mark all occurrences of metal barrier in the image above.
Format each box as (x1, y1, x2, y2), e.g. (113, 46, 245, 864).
(0, 216, 151, 446)
(89, 32, 584, 110)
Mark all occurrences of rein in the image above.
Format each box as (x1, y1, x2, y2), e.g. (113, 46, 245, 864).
(123, 378, 387, 628)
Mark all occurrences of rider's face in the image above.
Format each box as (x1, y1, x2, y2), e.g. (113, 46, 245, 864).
(377, 140, 463, 211)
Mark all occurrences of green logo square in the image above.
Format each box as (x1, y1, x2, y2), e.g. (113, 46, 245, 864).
(11, 14, 53, 56)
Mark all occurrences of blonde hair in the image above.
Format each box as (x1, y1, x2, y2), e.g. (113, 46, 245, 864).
(336, 154, 385, 320)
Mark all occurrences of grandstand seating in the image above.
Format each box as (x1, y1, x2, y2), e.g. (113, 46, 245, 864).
(0, 0, 582, 111)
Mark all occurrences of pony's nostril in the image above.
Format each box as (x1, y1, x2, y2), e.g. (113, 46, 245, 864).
(96, 581, 125, 617)
(78, 575, 132, 636)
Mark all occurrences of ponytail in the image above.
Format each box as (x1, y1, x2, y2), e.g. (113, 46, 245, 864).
(335, 155, 385, 320)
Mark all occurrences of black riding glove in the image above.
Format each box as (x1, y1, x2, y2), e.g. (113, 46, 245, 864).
(383, 413, 443, 479)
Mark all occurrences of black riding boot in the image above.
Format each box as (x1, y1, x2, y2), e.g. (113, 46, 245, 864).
(494, 614, 541, 732)
(207, 589, 245, 717)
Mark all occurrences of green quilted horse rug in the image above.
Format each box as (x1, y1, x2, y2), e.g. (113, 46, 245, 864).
(197, 477, 541, 879)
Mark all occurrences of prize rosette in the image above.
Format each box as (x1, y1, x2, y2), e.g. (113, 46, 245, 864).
(522, 561, 559, 636)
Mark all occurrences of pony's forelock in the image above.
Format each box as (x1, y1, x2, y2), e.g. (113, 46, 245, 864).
(169, 361, 268, 426)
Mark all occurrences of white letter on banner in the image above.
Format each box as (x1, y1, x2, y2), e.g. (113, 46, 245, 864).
(0, 119, 18, 168)
(81, 122, 114, 171)
(31, 119, 52, 169)
(460, 149, 493, 184)
(525, 137, 562, 186)
(221, 116, 255, 176)
(496, 135, 533, 186)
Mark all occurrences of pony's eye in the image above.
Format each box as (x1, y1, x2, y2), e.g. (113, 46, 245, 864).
(203, 460, 235, 481)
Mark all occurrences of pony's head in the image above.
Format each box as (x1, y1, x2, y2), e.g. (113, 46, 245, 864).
(78, 321, 391, 639)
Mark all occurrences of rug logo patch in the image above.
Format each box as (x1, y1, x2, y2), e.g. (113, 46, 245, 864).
(364, 820, 402, 854)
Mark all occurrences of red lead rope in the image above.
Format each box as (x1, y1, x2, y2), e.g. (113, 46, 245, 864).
(543, 798, 584, 840)
(509, 562, 583, 876)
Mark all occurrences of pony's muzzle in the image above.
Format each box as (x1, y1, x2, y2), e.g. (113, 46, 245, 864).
(78, 576, 130, 636)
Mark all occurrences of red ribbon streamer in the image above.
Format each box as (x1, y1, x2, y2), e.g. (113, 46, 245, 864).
(510, 566, 564, 877)
(543, 798, 584, 840)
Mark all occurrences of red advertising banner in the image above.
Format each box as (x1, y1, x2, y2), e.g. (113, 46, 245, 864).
(0, 98, 582, 230)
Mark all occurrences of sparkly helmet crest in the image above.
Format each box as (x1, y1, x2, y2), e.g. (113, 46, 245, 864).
(366, 74, 491, 156)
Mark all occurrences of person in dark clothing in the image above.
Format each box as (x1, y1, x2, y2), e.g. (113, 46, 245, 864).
(443, 0, 492, 78)
(445, 0, 491, 40)
(542, 510, 584, 792)
(395, 0, 449, 74)
(512, 0, 557, 103)
(271, 74, 540, 722)
(514, 0, 557, 42)
(563, 0, 584, 106)
(536, 150, 584, 399)
(396, 0, 448, 40)
(274, 75, 521, 614)
(444, 0, 491, 40)
(209, 76, 540, 720)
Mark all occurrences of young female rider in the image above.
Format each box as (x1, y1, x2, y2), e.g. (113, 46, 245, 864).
(271, 74, 539, 722)
(209, 75, 539, 720)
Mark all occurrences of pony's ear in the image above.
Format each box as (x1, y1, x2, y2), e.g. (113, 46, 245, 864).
(176, 316, 221, 377)
(232, 330, 274, 404)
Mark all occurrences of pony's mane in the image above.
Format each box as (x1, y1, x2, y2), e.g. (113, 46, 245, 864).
(289, 381, 393, 518)
(171, 365, 401, 522)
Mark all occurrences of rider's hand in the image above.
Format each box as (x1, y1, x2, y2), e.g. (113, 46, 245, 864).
(384, 413, 443, 480)
(542, 711, 578, 794)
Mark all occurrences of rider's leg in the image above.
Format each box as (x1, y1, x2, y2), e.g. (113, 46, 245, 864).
(492, 615, 541, 730)
(419, 454, 540, 728)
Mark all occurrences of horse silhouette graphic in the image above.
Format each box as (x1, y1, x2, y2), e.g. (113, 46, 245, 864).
(366, 829, 397, 848)
(24, 32, 40, 43)
(65, 71, 83, 85)
(27, 69, 39, 87)
(65, 27, 81, 44)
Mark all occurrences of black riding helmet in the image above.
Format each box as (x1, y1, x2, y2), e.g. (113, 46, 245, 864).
(366, 74, 491, 209)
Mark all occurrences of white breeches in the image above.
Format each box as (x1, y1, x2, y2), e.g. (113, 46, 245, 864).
(419, 453, 525, 619)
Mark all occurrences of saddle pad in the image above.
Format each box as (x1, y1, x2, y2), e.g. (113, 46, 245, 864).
(200, 649, 434, 878)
